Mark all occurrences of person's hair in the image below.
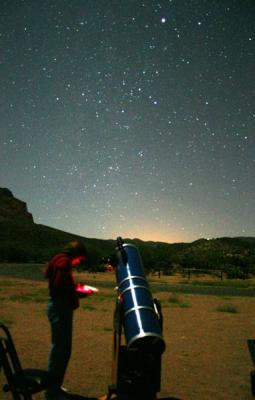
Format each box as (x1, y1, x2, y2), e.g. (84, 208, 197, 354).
(64, 241, 87, 257)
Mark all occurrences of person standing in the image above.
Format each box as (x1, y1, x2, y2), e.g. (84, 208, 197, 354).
(44, 241, 87, 400)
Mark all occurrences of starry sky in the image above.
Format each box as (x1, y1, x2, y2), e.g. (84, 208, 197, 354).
(1, 0, 255, 243)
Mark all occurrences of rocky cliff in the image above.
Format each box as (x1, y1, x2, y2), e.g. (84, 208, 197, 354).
(0, 188, 34, 223)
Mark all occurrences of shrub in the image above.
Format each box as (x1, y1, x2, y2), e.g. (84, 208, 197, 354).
(167, 295, 190, 308)
(216, 304, 238, 313)
(224, 265, 248, 279)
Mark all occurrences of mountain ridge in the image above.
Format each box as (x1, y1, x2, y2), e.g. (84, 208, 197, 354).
(0, 188, 254, 273)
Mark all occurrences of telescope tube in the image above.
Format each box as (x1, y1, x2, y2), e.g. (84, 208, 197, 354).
(115, 241, 165, 355)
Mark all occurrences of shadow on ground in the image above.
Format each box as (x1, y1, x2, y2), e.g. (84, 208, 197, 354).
(66, 395, 181, 400)
(65, 395, 97, 400)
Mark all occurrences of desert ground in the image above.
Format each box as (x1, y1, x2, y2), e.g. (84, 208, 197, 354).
(0, 267, 255, 400)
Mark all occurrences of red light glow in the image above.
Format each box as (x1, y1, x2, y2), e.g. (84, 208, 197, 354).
(71, 256, 85, 266)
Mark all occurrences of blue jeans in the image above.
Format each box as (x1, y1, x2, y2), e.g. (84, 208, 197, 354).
(47, 299, 73, 393)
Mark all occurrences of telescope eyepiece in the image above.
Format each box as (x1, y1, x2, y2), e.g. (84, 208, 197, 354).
(116, 236, 125, 251)
(116, 237, 128, 265)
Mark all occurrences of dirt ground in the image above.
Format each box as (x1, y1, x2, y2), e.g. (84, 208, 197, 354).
(0, 272, 255, 400)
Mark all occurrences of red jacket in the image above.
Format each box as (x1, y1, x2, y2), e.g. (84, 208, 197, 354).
(45, 253, 79, 309)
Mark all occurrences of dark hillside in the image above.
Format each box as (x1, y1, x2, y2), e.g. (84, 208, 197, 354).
(0, 219, 115, 265)
(1, 218, 255, 274)
(0, 188, 254, 274)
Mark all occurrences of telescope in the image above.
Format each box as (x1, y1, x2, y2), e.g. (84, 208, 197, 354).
(105, 237, 166, 400)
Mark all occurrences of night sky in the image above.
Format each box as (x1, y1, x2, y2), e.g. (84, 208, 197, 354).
(1, 0, 255, 243)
